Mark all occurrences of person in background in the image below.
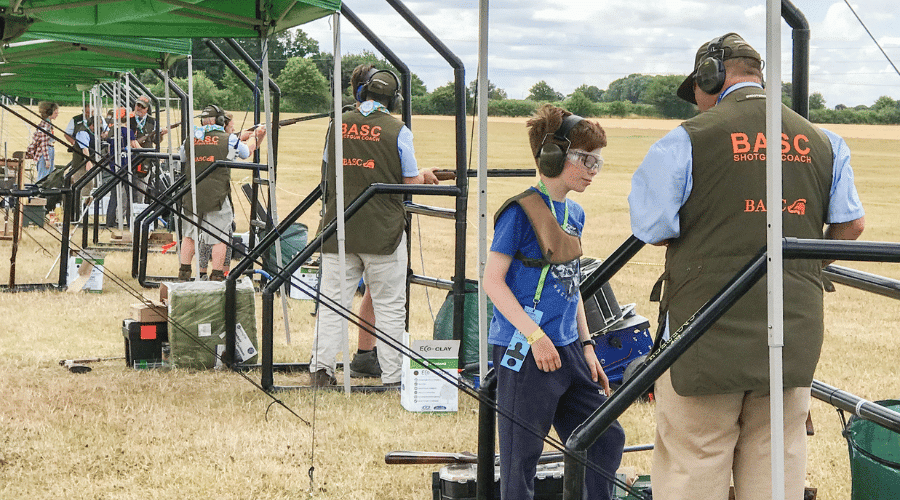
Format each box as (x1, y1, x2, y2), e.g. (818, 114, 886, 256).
(482, 103, 625, 500)
(628, 33, 865, 500)
(64, 102, 107, 146)
(25, 101, 59, 181)
(130, 95, 168, 203)
(309, 63, 439, 388)
(105, 109, 141, 228)
(178, 105, 265, 281)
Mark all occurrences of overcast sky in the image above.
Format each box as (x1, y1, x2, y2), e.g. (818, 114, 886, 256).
(301, 1, 899, 108)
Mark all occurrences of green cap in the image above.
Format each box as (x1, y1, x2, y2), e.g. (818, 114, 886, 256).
(676, 32, 761, 104)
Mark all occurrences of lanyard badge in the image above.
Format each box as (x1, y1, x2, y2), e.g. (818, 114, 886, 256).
(501, 307, 544, 372)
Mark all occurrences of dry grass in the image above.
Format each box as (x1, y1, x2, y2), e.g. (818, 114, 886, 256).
(0, 108, 897, 499)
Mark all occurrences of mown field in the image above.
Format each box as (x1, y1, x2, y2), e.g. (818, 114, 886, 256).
(0, 107, 897, 499)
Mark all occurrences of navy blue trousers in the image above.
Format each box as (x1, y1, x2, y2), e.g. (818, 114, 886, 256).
(492, 342, 625, 500)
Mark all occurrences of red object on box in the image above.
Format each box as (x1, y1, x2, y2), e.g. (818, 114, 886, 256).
(140, 324, 157, 340)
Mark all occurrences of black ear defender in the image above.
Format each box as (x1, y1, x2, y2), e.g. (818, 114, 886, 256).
(537, 114, 584, 178)
(207, 104, 226, 126)
(695, 34, 729, 95)
(356, 68, 401, 112)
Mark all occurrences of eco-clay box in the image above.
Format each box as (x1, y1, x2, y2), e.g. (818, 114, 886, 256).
(401, 339, 460, 412)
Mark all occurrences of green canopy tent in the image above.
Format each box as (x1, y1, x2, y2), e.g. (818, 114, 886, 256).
(0, 33, 190, 101)
(0, 0, 341, 41)
(0, 1, 343, 353)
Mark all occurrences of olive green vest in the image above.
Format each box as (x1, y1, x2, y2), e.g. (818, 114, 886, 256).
(181, 129, 232, 217)
(321, 109, 405, 255)
(663, 86, 833, 396)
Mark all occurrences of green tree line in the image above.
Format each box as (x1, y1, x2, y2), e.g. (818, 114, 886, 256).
(136, 32, 900, 126)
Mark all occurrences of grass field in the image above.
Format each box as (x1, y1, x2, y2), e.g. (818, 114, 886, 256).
(0, 108, 897, 499)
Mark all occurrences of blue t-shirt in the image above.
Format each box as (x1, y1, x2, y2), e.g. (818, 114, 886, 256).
(488, 187, 584, 348)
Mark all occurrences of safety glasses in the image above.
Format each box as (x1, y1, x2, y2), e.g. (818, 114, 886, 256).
(567, 149, 604, 173)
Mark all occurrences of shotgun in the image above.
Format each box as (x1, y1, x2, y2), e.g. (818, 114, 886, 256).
(385, 444, 653, 465)
(433, 169, 457, 181)
(245, 112, 332, 131)
(136, 122, 181, 145)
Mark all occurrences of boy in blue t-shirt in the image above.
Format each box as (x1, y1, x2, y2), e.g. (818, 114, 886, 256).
(483, 104, 625, 500)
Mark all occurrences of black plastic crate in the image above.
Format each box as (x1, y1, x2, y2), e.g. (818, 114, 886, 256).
(122, 319, 168, 367)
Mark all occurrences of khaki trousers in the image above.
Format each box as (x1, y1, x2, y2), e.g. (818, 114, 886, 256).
(652, 369, 810, 500)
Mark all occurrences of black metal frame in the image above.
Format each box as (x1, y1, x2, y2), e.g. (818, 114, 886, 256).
(547, 238, 900, 500)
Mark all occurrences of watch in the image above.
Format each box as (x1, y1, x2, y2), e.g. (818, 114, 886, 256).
(581, 338, 596, 348)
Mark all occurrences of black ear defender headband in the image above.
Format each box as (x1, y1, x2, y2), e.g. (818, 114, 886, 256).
(537, 114, 584, 178)
(355, 68, 401, 112)
(695, 34, 729, 95)
(200, 104, 227, 126)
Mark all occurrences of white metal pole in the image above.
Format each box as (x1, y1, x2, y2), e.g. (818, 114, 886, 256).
(114, 81, 123, 232)
(125, 73, 134, 231)
(260, 32, 293, 344)
(331, 13, 349, 394)
(477, 0, 490, 381)
(766, 2, 786, 499)
(187, 55, 200, 279)
(165, 70, 180, 257)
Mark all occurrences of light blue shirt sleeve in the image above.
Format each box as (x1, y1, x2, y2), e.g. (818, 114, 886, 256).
(230, 133, 250, 160)
(821, 128, 864, 224)
(398, 125, 418, 177)
(628, 126, 694, 244)
(75, 130, 91, 149)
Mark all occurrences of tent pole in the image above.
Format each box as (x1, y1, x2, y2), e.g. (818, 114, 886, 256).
(164, 69, 180, 261)
(331, 12, 349, 394)
(114, 81, 123, 232)
(476, 0, 489, 381)
(260, 32, 292, 344)
(187, 55, 200, 280)
(766, 2, 786, 499)
(126, 73, 134, 231)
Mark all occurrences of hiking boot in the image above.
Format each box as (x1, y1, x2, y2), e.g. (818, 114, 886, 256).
(311, 369, 336, 387)
(209, 269, 225, 282)
(349, 349, 381, 378)
(178, 264, 192, 281)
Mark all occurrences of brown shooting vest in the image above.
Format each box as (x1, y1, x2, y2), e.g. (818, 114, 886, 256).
(321, 109, 405, 255)
(494, 189, 583, 266)
(181, 129, 231, 217)
(661, 86, 833, 396)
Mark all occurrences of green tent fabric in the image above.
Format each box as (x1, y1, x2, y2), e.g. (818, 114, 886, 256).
(4, 32, 191, 71)
(0, 32, 190, 100)
(3, 0, 341, 40)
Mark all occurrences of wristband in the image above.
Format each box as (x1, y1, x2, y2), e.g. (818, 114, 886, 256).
(526, 327, 545, 345)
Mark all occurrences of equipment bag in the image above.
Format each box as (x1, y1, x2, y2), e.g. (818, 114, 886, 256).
(844, 399, 900, 500)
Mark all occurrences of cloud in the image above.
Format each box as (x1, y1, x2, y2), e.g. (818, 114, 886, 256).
(302, 1, 898, 107)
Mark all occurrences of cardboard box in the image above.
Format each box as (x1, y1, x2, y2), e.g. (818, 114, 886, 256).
(401, 339, 460, 412)
(131, 301, 167, 323)
(288, 265, 319, 300)
(66, 254, 105, 292)
(130, 203, 151, 231)
(148, 231, 174, 245)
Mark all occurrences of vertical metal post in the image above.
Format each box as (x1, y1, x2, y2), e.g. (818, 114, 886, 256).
(476, 0, 490, 380)
(766, 3, 786, 499)
(331, 12, 350, 394)
(187, 55, 199, 280)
